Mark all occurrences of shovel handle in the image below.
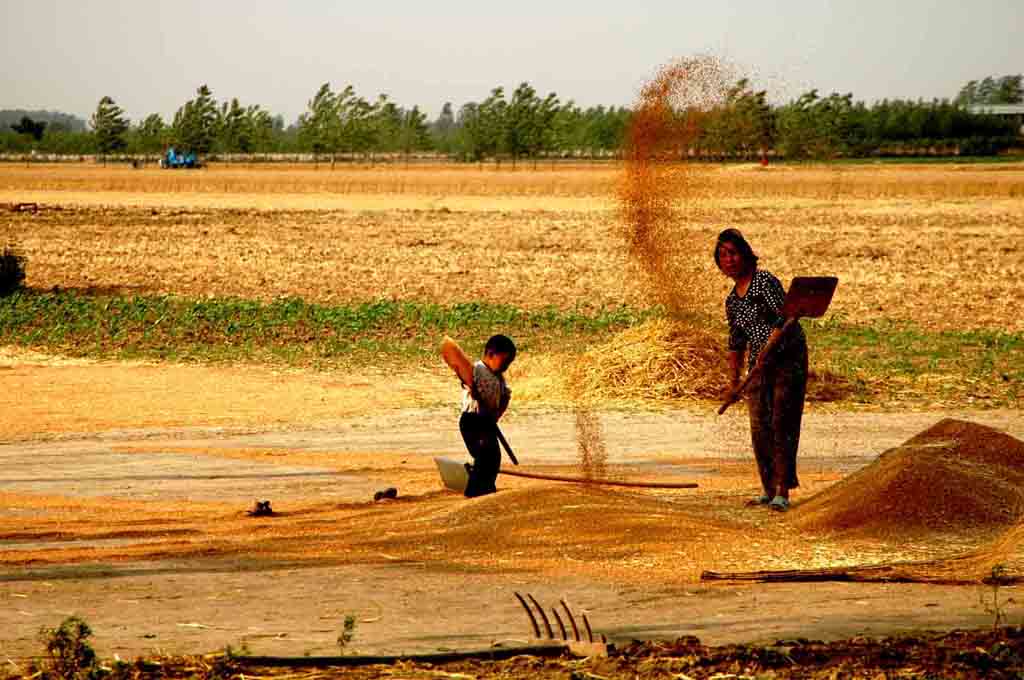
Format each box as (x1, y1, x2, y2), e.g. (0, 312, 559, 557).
(495, 426, 519, 465)
(718, 317, 797, 416)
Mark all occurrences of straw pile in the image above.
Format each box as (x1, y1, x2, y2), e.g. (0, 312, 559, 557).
(566, 318, 727, 403)
(795, 419, 1024, 539)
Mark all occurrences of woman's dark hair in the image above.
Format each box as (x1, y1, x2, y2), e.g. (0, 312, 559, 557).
(484, 334, 517, 368)
(713, 228, 758, 272)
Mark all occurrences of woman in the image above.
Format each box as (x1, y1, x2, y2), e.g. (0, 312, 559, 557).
(715, 228, 807, 512)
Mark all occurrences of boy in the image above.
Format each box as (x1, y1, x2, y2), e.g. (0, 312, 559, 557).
(440, 334, 516, 497)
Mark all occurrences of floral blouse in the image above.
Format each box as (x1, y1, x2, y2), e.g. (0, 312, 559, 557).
(726, 269, 805, 369)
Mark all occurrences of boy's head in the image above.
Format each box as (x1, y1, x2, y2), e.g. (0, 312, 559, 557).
(482, 334, 516, 373)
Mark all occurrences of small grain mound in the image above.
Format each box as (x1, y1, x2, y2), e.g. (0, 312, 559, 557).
(566, 318, 727, 403)
(409, 483, 744, 580)
(795, 419, 1024, 538)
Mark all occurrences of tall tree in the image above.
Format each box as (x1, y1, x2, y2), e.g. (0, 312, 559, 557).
(397, 105, 431, 157)
(703, 79, 774, 158)
(454, 102, 483, 161)
(217, 98, 266, 153)
(957, 74, 1023, 105)
(90, 96, 129, 157)
(996, 75, 1023, 104)
(247, 108, 276, 152)
(370, 94, 403, 153)
(11, 116, 47, 142)
(976, 77, 998, 105)
(955, 80, 979, 106)
(135, 113, 166, 153)
(477, 87, 508, 162)
(504, 82, 561, 164)
(297, 83, 341, 159)
(432, 102, 456, 152)
(339, 89, 373, 158)
(774, 90, 824, 158)
(172, 85, 218, 154)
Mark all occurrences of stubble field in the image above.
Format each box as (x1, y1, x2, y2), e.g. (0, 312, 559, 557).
(3, 162, 1023, 329)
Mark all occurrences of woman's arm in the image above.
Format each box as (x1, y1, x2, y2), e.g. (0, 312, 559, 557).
(728, 350, 744, 389)
(755, 327, 784, 370)
(440, 336, 475, 388)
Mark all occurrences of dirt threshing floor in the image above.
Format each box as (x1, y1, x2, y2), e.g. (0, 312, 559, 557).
(1, 353, 1024, 659)
(1, 163, 1024, 661)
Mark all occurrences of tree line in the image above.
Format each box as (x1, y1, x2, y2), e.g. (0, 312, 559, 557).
(1, 74, 1020, 160)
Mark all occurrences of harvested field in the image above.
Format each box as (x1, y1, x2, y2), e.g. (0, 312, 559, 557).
(3, 164, 1023, 332)
(3, 162, 1023, 199)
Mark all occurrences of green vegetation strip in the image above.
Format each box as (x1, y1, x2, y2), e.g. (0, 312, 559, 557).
(805, 318, 1023, 405)
(0, 289, 646, 365)
(0, 289, 1019, 405)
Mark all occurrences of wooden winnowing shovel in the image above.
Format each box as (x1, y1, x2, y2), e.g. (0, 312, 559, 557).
(718, 276, 838, 415)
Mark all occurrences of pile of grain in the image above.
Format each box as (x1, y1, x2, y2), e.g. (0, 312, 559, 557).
(795, 419, 1024, 539)
(566, 318, 727, 404)
(413, 483, 746, 581)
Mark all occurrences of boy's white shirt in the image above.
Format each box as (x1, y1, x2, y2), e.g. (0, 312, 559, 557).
(461, 360, 510, 418)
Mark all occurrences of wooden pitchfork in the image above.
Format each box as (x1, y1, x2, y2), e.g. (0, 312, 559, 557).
(718, 276, 838, 415)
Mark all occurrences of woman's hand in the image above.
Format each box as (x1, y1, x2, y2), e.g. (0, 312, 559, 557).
(723, 380, 741, 402)
(753, 354, 769, 374)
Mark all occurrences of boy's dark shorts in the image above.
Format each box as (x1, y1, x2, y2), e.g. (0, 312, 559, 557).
(459, 411, 501, 497)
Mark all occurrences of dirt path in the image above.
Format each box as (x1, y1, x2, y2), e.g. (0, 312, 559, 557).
(2, 355, 1023, 659)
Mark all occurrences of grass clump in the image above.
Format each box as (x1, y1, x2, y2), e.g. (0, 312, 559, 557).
(38, 616, 101, 680)
(336, 614, 357, 654)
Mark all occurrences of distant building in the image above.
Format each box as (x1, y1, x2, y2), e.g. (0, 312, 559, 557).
(968, 104, 1024, 135)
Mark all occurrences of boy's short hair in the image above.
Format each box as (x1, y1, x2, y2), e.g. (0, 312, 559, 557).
(484, 334, 517, 367)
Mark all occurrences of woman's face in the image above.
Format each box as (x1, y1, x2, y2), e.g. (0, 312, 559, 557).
(717, 241, 746, 278)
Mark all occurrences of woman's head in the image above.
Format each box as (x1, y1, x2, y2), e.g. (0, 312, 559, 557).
(714, 228, 758, 278)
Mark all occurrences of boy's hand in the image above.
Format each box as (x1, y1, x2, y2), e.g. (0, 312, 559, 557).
(440, 336, 474, 388)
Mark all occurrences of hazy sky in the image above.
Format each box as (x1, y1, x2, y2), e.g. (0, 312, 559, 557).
(2, 1, 1021, 124)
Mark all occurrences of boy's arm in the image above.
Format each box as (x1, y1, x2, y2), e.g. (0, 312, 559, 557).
(440, 336, 475, 388)
(496, 387, 511, 421)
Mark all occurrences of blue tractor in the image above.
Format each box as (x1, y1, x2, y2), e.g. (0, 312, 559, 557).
(160, 147, 201, 169)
